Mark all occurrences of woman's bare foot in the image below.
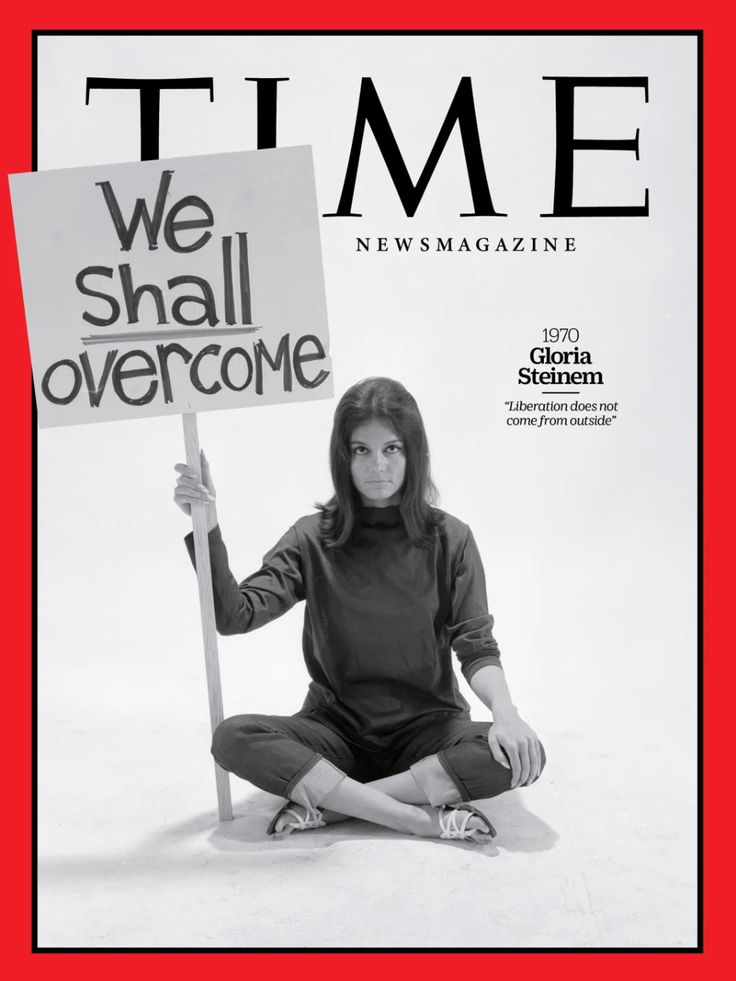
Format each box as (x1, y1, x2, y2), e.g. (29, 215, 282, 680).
(270, 803, 350, 836)
(411, 804, 495, 843)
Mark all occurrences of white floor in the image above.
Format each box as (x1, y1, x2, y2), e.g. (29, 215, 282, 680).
(38, 632, 697, 948)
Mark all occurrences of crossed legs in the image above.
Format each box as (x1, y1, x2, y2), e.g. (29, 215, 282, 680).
(211, 711, 544, 840)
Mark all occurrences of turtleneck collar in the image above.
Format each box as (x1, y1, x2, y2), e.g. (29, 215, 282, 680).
(356, 503, 403, 527)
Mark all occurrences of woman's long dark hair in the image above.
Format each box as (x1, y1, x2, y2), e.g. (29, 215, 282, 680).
(317, 377, 439, 548)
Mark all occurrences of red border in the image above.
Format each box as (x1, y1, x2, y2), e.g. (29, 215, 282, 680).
(1, 1, 724, 976)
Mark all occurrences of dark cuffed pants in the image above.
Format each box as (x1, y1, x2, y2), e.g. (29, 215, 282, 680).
(211, 708, 546, 815)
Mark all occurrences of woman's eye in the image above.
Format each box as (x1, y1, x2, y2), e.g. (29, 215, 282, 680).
(352, 446, 367, 455)
(386, 444, 403, 454)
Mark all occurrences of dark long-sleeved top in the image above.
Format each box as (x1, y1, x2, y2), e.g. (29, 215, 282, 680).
(185, 504, 502, 750)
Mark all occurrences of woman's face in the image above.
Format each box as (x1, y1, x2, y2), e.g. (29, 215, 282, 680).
(349, 418, 406, 508)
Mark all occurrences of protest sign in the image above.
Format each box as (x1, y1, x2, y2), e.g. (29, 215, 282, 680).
(10, 146, 332, 428)
(10, 146, 332, 819)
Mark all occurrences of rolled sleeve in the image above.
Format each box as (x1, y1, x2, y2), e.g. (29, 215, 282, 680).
(447, 527, 503, 682)
(185, 523, 304, 635)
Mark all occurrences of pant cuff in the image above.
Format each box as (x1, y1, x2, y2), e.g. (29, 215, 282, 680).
(287, 757, 346, 815)
(410, 753, 464, 807)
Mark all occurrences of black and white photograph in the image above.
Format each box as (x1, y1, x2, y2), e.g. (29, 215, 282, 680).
(16, 31, 699, 949)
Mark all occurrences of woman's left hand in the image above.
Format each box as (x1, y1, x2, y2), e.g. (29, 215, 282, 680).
(488, 710, 543, 788)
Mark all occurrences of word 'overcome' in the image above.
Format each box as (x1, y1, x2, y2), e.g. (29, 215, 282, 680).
(41, 334, 328, 406)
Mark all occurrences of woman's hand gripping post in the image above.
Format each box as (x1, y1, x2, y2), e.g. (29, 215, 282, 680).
(174, 450, 219, 533)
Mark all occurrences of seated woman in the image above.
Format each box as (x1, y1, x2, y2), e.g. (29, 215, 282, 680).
(175, 377, 545, 843)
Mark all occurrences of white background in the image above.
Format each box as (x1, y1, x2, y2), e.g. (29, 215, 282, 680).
(35, 34, 697, 948)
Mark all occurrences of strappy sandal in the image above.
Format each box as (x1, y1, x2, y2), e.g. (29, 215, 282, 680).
(438, 804, 497, 842)
(266, 801, 326, 838)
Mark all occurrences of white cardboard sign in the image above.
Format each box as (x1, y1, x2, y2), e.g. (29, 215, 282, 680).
(10, 146, 332, 428)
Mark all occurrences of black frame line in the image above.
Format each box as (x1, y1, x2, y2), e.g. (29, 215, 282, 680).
(29, 27, 704, 956)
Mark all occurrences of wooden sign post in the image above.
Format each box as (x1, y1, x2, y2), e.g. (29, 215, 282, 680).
(183, 412, 232, 821)
(10, 147, 332, 821)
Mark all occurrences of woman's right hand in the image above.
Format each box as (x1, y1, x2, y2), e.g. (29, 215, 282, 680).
(174, 450, 218, 532)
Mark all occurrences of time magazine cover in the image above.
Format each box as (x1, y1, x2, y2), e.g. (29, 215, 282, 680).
(12, 28, 699, 952)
